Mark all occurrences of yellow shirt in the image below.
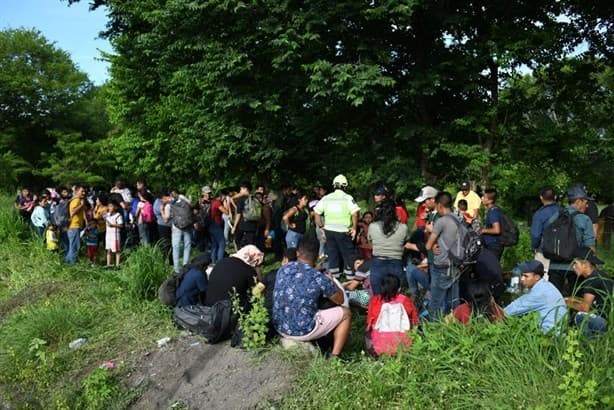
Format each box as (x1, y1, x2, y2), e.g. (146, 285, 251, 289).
(454, 190, 481, 218)
(68, 198, 86, 229)
(46, 228, 59, 251)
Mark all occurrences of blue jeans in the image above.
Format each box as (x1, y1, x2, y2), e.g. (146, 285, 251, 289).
(370, 257, 403, 295)
(137, 223, 150, 245)
(324, 230, 357, 277)
(209, 223, 225, 264)
(575, 312, 607, 337)
(65, 228, 81, 265)
(429, 264, 460, 320)
(406, 261, 430, 297)
(172, 225, 192, 273)
(285, 230, 304, 249)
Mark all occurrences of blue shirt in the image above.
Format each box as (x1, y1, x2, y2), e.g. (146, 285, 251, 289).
(504, 279, 567, 334)
(530, 203, 561, 251)
(176, 268, 208, 307)
(272, 261, 338, 336)
(483, 206, 502, 246)
(154, 198, 170, 227)
(86, 227, 99, 246)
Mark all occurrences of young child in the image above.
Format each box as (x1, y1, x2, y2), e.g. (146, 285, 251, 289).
(85, 219, 100, 266)
(45, 224, 59, 252)
(366, 274, 419, 356)
(105, 201, 123, 269)
(456, 199, 473, 225)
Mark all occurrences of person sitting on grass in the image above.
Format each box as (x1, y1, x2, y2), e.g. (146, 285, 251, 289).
(564, 250, 611, 337)
(272, 237, 351, 359)
(175, 253, 211, 308)
(447, 280, 505, 325)
(503, 260, 567, 335)
(366, 274, 419, 356)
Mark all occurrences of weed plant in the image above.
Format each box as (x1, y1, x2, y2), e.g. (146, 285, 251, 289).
(118, 244, 170, 302)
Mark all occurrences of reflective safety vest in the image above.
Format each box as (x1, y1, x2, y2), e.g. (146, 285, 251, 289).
(314, 190, 360, 232)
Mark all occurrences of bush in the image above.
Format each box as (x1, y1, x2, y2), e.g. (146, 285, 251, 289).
(118, 244, 169, 302)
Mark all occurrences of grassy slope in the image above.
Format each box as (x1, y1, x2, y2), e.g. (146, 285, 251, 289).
(0, 197, 612, 409)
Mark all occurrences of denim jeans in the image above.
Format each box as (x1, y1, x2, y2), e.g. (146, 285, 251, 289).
(285, 230, 304, 249)
(575, 312, 608, 337)
(137, 223, 150, 245)
(209, 223, 225, 264)
(65, 228, 81, 265)
(172, 225, 192, 273)
(406, 261, 430, 297)
(222, 213, 231, 241)
(370, 257, 403, 295)
(429, 264, 460, 320)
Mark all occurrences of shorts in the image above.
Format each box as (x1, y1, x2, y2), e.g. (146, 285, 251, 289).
(281, 307, 346, 341)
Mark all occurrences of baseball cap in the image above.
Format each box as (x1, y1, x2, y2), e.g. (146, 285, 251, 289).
(414, 186, 438, 203)
(201, 186, 212, 194)
(573, 247, 604, 265)
(567, 185, 588, 201)
(459, 181, 471, 191)
(374, 186, 388, 196)
(515, 260, 544, 276)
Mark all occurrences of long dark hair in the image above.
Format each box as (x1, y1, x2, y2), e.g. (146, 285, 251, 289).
(466, 281, 496, 320)
(380, 274, 401, 302)
(375, 199, 399, 236)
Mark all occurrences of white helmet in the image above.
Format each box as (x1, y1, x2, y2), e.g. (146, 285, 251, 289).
(332, 174, 348, 187)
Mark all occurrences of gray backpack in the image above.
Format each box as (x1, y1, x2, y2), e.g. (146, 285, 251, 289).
(171, 199, 193, 229)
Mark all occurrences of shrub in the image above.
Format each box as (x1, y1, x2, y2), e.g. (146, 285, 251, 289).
(118, 244, 169, 302)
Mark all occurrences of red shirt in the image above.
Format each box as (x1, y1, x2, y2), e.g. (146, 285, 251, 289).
(210, 199, 223, 224)
(395, 206, 408, 224)
(415, 203, 427, 227)
(367, 293, 419, 331)
(453, 303, 505, 324)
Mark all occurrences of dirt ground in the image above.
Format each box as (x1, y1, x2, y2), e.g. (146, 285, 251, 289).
(126, 334, 297, 409)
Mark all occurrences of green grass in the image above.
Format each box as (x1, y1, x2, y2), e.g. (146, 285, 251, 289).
(0, 195, 612, 409)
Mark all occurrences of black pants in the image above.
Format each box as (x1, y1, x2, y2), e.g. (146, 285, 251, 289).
(157, 224, 173, 265)
(236, 229, 256, 249)
(549, 268, 582, 297)
(485, 242, 504, 261)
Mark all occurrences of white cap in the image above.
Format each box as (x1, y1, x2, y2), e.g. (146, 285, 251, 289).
(414, 186, 438, 202)
(332, 174, 348, 187)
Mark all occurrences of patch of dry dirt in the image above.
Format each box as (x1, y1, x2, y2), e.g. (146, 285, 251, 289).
(127, 334, 297, 409)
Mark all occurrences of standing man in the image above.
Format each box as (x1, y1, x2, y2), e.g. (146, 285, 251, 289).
(313, 174, 361, 280)
(425, 191, 461, 319)
(65, 185, 87, 265)
(548, 185, 596, 296)
(504, 260, 567, 335)
(530, 187, 561, 278)
(454, 180, 481, 220)
(232, 182, 259, 248)
(480, 188, 504, 260)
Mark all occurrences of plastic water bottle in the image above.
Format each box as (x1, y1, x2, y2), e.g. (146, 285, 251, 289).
(69, 337, 87, 349)
(157, 337, 171, 347)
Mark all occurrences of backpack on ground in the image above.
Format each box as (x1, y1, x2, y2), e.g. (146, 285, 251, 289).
(141, 201, 155, 223)
(242, 196, 262, 222)
(494, 206, 519, 246)
(446, 214, 483, 270)
(158, 270, 186, 307)
(173, 300, 234, 344)
(542, 209, 578, 262)
(366, 296, 413, 356)
(51, 200, 70, 228)
(171, 199, 193, 229)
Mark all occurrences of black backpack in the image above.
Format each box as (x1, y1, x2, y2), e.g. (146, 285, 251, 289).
(542, 209, 578, 262)
(158, 270, 186, 307)
(198, 201, 212, 229)
(171, 198, 193, 229)
(445, 214, 483, 271)
(494, 206, 519, 246)
(173, 300, 234, 344)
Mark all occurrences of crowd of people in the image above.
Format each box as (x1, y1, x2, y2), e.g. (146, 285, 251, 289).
(13, 175, 613, 357)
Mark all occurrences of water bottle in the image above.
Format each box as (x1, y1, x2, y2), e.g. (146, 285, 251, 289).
(69, 337, 87, 349)
(157, 337, 171, 347)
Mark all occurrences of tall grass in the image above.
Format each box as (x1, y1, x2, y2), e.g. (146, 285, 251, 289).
(0, 197, 175, 407)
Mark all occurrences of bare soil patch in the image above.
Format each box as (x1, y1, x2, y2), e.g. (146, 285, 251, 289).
(127, 334, 296, 409)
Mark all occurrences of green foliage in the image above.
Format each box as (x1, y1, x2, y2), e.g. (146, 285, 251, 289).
(0, 201, 28, 242)
(558, 329, 597, 409)
(282, 315, 612, 409)
(231, 283, 269, 351)
(0, 151, 31, 192)
(119, 244, 169, 302)
(80, 367, 122, 410)
(500, 225, 533, 271)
